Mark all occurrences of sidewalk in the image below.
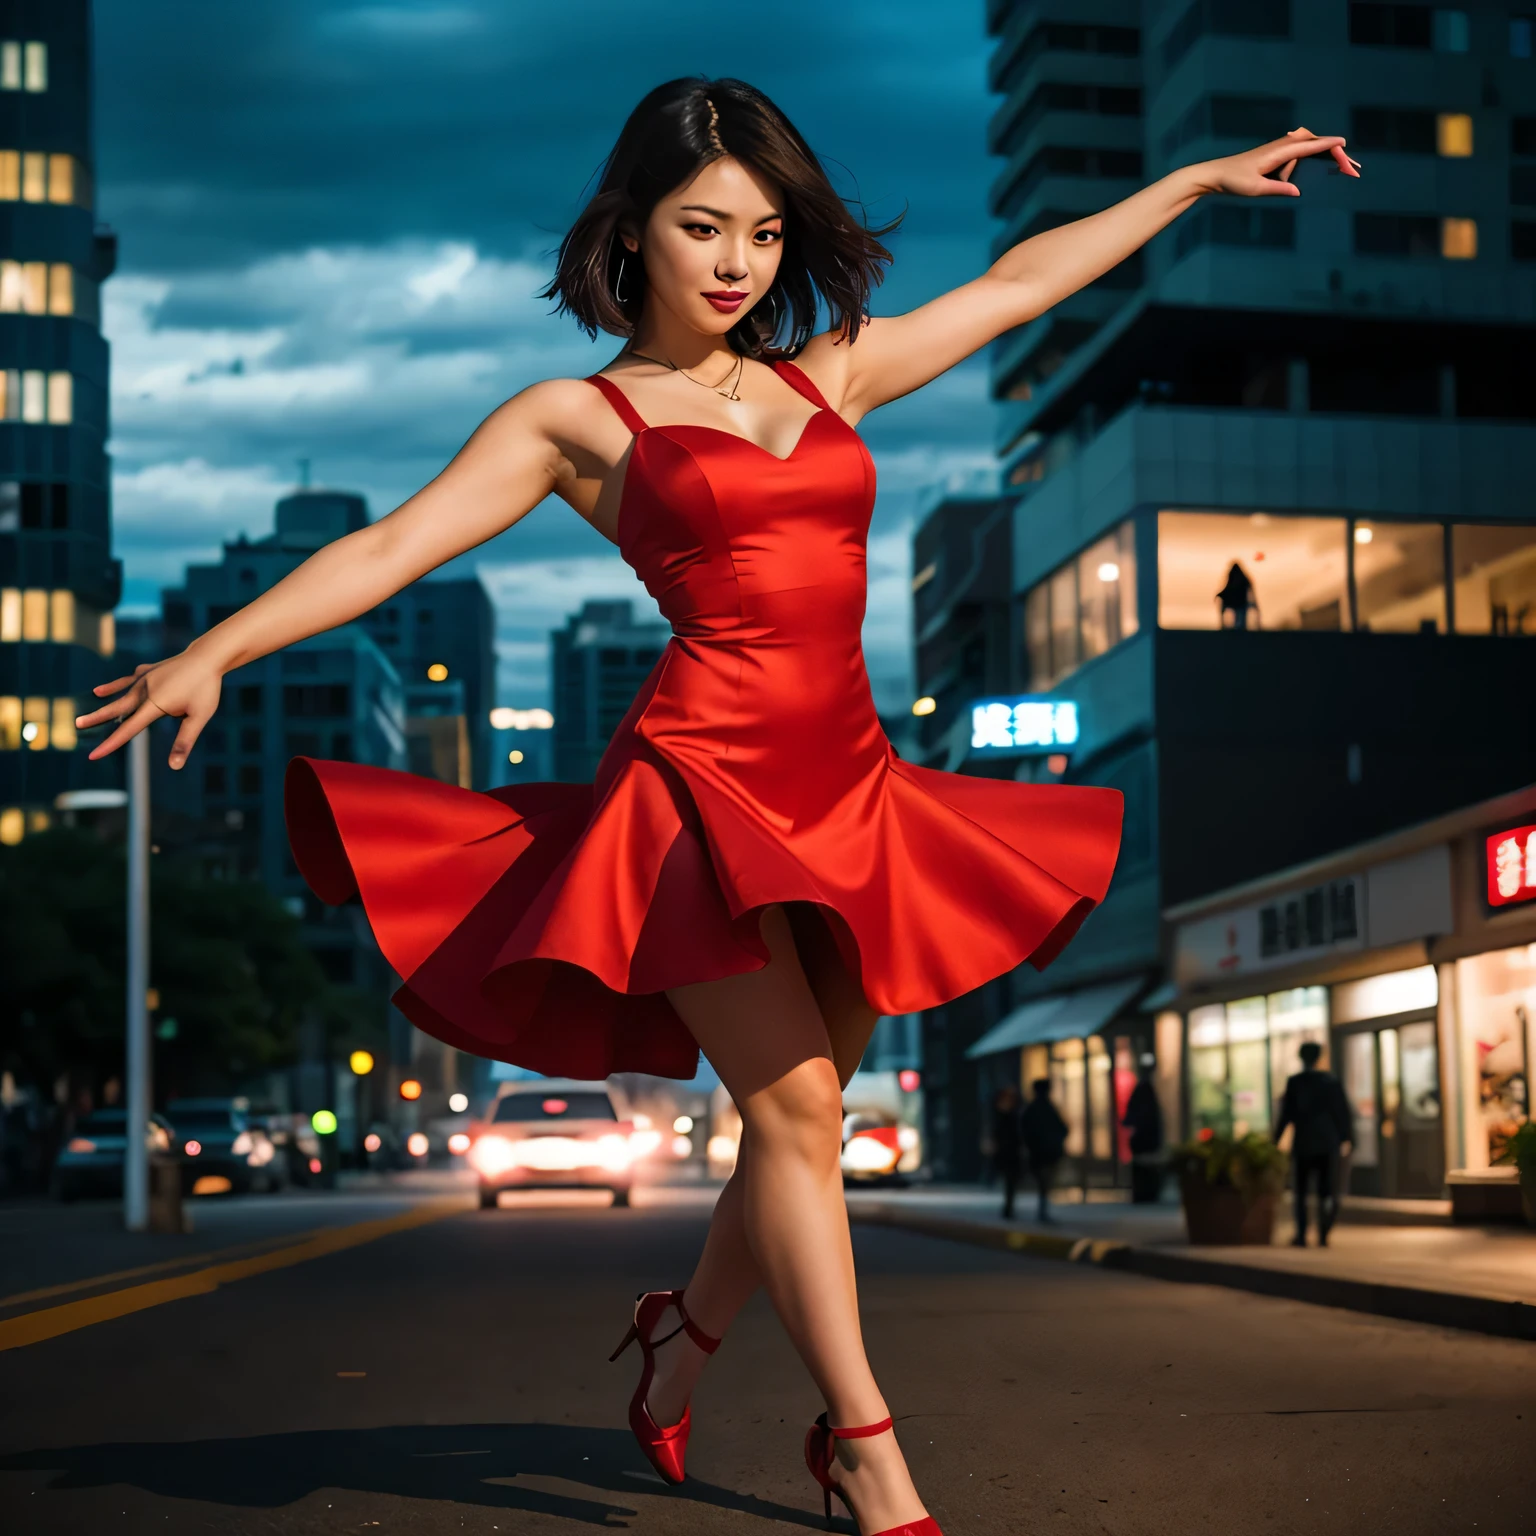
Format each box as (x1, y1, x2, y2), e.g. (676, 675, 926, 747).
(845, 1184, 1536, 1342)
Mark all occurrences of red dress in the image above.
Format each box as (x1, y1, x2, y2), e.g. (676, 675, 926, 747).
(284, 361, 1122, 1079)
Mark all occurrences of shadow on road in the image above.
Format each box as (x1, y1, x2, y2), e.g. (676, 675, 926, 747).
(0, 1421, 825, 1527)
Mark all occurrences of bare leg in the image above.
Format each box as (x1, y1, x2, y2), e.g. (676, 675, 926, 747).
(644, 905, 879, 1429)
(655, 903, 925, 1532)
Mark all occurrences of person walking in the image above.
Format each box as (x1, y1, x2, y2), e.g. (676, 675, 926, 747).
(990, 1085, 1024, 1219)
(1019, 1078, 1069, 1223)
(1275, 1041, 1354, 1247)
(1121, 1056, 1165, 1203)
(76, 73, 1354, 1536)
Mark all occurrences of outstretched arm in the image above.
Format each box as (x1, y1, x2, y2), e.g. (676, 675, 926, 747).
(78, 379, 584, 767)
(807, 130, 1357, 421)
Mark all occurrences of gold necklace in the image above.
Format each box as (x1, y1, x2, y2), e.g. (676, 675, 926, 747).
(626, 346, 744, 401)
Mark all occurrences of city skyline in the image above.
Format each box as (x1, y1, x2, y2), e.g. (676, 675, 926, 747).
(95, 0, 1003, 713)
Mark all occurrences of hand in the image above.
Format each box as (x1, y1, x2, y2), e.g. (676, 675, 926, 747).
(75, 648, 224, 769)
(1193, 127, 1360, 199)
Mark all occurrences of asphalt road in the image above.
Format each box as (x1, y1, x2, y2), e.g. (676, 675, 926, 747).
(0, 1187, 1532, 1535)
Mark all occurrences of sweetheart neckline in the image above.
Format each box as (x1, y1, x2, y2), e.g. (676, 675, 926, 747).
(634, 409, 828, 465)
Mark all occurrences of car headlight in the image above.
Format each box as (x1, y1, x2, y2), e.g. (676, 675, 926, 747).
(842, 1134, 900, 1173)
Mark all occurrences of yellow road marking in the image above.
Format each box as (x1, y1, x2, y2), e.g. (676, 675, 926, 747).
(0, 1198, 469, 1353)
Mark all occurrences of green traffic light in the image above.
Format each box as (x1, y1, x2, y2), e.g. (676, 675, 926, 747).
(311, 1109, 338, 1136)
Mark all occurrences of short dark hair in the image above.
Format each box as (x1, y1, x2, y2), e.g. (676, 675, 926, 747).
(1300, 1041, 1323, 1066)
(540, 76, 901, 359)
(1031, 1077, 1051, 1096)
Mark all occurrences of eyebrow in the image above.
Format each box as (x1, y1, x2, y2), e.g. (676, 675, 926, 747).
(679, 204, 782, 224)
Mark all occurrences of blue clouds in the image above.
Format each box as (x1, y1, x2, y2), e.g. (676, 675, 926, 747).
(96, 0, 1001, 708)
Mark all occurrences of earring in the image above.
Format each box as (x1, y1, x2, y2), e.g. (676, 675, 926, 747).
(615, 250, 630, 305)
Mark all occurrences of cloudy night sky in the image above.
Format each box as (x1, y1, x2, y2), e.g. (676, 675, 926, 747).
(95, 1, 1002, 713)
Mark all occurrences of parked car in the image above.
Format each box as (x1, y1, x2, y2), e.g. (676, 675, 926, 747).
(468, 1079, 637, 1208)
(840, 1112, 917, 1187)
(52, 1110, 174, 1201)
(164, 1098, 282, 1194)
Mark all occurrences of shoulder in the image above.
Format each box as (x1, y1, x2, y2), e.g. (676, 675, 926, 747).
(474, 376, 613, 451)
(782, 324, 873, 417)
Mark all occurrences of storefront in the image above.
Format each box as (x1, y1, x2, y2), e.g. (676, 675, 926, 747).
(1163, 785, 1536, 1203)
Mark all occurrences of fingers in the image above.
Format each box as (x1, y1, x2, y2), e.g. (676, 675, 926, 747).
(89, 671, 145, 699)
(86, 696, 166, 762)
(168, 714, 206, 771)
(75, 685, 152, 732)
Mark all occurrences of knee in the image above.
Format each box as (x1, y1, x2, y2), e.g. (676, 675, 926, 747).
(741, 1057, 844, 1169)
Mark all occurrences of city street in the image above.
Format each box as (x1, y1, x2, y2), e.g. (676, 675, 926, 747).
(0, 1186, 1531, 1535)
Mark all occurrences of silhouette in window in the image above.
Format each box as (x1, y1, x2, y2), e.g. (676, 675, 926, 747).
(1216, 561, 1258, 629)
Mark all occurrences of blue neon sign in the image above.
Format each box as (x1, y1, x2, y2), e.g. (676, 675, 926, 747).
(970, 696, 1079, 755)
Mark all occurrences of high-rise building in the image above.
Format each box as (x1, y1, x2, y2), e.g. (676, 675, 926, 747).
(0, 0, 118, 844)
(550, 599, 670, 782)
(918, 1, 1536, 1181)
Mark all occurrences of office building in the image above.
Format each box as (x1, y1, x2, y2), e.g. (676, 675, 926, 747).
(550, 599, 670, 782)
(0, 0, 118, 843)
(918, 0, 1536, 1181)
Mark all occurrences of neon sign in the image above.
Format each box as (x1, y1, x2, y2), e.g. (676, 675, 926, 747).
(1486, 824, 1536, 907)
(970, 696, 1079, 754)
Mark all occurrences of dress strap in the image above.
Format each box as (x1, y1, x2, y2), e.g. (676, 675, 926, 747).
(585, 373, 648, 435)
(771, 358, 832, 411)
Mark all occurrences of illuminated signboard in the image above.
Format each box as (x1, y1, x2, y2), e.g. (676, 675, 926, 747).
(970, 696, 1079, 755)
(1486, 823, 1536, 907)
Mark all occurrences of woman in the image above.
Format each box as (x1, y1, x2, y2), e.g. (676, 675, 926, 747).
(80, 77, 1354, 1536)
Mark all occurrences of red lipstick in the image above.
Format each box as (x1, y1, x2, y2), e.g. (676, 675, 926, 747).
(703, 291, 748, 313)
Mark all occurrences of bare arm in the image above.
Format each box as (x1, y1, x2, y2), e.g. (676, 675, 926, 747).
(801, 130, 1357, 420)
(80, 378, 584, 767)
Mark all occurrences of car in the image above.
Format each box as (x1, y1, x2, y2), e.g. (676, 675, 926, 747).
(52, 1110, 174, 1201)
(468, 1079, 637, 1209)
(840, 1112, 919, 1186)
(164, 1098, 283, 1195)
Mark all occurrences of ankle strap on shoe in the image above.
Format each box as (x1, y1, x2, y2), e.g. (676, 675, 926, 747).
(647, 1290, 721, 1355)
(826, 1415, 894, 1439)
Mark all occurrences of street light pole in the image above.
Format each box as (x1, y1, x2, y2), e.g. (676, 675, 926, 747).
(123, 731, 151, 1232)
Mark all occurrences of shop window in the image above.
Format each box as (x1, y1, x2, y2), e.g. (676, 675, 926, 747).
(1452, 524, 1536, 634)
(1455, 949, 1535, 1169)
(1050, 1037, 1087, 1161)
(1157, 511, 1348, 631)
(1352, 520, 1447, 632)
(1087, 1034, 1113, 1159)
(1186, 988, 1329, 1138)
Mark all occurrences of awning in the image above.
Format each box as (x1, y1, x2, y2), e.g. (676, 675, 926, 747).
(1139, 980, 1178, 1011)
(964, 975, 1148, 1059)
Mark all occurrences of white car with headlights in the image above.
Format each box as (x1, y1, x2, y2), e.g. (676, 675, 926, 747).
(470, 1079, 637, 1208)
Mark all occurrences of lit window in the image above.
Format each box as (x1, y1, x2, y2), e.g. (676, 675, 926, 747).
(46, 372, 71, 424)
(50, 697, 76, 750)
(23, 41, 45, 92)
(1157, 511, 1349, 631)
(20, 588, 47, 640)
(1453, 524, 1536, 635)
(46, 154, 72, 204)
(0, 151, 16, 200)
(0, 262, 16, 311)
(1441, 217, 1477, 258)
(1437, 113, 1473, 157)
(1077, 523, 1139, 662)
(0, 42, 17, 90)
(21, 151, 44, 202)
(98, 611, 115, 656)
(0, 697, 18, 748)
(21, 260, 45, 313)
(49, 590, 74, 642)
(0, 807, 21, 843)
(0, 588, 17, 640)
(1353, 521, 1447, 632)
(48, 263, 71, 315)
(21, 370, 43, 423)
(25, 808, 47, 833)
(22, 695, 48, 750)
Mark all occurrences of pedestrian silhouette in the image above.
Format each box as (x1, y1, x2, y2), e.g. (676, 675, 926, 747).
(1275, 1041, 1354, 1246)
(1121, 1055, 1164, 1203)
(1019, 1077, 1068, 1222)
(990, 1085, 1023, 1218)
(1216, 561, 1257, 629)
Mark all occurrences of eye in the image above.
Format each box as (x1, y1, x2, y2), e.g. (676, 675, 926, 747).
(684, 223, 718, 237)
(755, 227, 783, 244)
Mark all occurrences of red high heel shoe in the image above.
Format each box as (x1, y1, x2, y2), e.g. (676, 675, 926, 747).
(803, 1412, 944, 1535)
(608, 1289, 720, 1484)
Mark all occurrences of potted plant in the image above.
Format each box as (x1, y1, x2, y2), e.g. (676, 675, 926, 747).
(1494, 1122, 1536, 1227)
(1171, 1128, 1288, 1245)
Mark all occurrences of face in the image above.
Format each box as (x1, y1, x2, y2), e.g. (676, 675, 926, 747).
(622, 155, 785, 337)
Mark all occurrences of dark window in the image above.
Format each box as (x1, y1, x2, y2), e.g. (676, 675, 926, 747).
(19, 482, 45, 529)
(206, 603, 242, 627)
(163, 600, 193, 631)
(492, 1091, 616, 1123)
(237, 764, 262, 796)
(204, 729, 226, 754)
(1163, 94, 1294, 157)
(1351, 106, 1437, 153)
(598, 647, 628, 666)
(238, 727, 261, 753)
(48, 483, 68, 529)
(237, 568, 256, 586)
(237, 685, 263, 714)
(1515, 118, 1536, 156)
(1177, 204, 1295, 257)
(997, 82, 1143, 157)
(1349, 3, 1431, 46)
(1093, 250, 1145, 288)
(417, 609, 434, 623)
(385, 607, 399, 623)
(283, 684, 351, 718)
(994, 22, 1140, 97)
(1354, 212, 1440, 256)
(999, 145, 1144, 219)
(632, 649, 663, 666)
(1514, 167, 1536, 206)
(203, 764, 226, 794)
(285, 731, 321, 757)
(1165, 0, 1289, 69)
(1515, 221, 1536, 260)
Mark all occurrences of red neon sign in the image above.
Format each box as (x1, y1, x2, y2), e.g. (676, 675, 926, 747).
(1486, 824, 1536, 907)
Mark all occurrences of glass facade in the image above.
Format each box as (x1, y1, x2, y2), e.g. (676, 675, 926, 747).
(1021, 519, 1137, 687)
(1454, 947, 1536, 1169)
(1452, 524, 1536, 635)
(1186, 986, 1328, 1136)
